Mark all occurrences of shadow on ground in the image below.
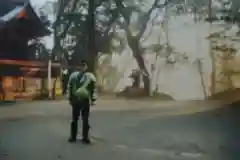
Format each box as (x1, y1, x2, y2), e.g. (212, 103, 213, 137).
(0, 101, 239, 160)
(91, 101, 240, 159)
(208, 88, 240, 102)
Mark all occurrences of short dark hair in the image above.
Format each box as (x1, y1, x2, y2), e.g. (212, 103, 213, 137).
(79, 60, 87, 66)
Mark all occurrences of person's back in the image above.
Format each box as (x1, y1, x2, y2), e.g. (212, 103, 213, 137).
(67, 71, 83, 104)
(67, 61, 96, 144)
(74, 72, 96, 103)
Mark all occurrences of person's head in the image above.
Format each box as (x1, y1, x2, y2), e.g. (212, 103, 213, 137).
(76, 60, 88, 72)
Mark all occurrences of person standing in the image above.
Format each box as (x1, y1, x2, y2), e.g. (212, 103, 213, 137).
(67, 60, 97, 144)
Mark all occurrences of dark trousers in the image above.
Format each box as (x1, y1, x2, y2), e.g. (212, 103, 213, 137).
(70, 100, 90, 140)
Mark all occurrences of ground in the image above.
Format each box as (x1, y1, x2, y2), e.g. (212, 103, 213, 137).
(0, 99, 239, 160)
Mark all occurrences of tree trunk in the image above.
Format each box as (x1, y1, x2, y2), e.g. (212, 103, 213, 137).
(129, 42, 150, 95)
(61, 72, 68, 95)
(142, 73, 150, 95)
(87, 54, 97, 73)
(87, 0, 97, 73)
(52, 78, 57, 100)
(132, 73, 141, 88)
(196, 59, 207, 99)
(126, 35, 150, 95)
(0, 76, 4, 100)
(40, 78, 46, 94)
(22, 78, 26, 92)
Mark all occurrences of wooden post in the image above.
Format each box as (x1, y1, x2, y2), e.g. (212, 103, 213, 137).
(208, 0, 216, 95)
(208, 0, 212, 22)
(87, 0, 97, 73)
(48, 54, 52, 99)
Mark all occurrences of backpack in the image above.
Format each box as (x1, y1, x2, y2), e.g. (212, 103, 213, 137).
(70, 72, 85, 103)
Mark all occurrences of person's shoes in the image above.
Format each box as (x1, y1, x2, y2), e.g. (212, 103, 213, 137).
(81, 138, 91, 144)
(68, 137, 77, 143)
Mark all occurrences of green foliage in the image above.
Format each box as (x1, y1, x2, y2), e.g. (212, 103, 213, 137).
(53, 0, 121, 66)
(54, 0, 171, 70)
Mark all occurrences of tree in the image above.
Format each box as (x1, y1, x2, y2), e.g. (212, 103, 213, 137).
(218, 0, 240, 29)
(55, 0, 176, 95)
(54, 0, 118, 67)
(114, 0, 170, 94)
(52, 0, 121, 92)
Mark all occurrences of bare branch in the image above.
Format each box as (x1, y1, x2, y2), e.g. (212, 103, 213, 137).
(115, 0, 169, 40)
(115, 0, 133, 37)
(140, 13, 160, 43)
(136, 0, 169, 40)
(135, 0, 159, 40)
(57, 0, 78, 38)
(115, 0, 130, 24)
(101, 9, 119, 39)
(54, 0, 66, 26)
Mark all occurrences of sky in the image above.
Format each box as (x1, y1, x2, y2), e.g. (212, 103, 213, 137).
(30, 0, 55, 6)
(30, 0, 55, 49)
(30, 0, 46, 6)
